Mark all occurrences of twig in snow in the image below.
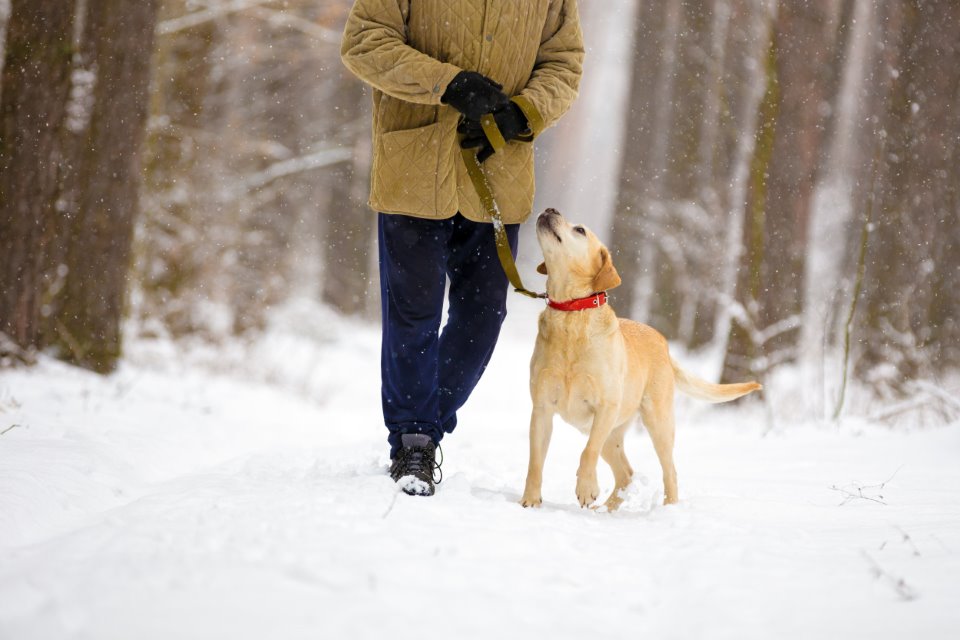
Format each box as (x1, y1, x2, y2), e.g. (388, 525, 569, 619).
(894, 526, 922, 557)
(0, 390, 22, 413)
(861, 550, 918, 601)
(929, 534, 951, 554)
(1, 424, 21, 437)
(829, 465, 903, 506)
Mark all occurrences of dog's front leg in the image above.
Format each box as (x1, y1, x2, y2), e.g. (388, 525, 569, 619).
(576, 405, 618, 507)
(520, 407, 554, 507)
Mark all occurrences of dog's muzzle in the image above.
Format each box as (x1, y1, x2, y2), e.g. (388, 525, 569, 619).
(537, 208, 562, 242)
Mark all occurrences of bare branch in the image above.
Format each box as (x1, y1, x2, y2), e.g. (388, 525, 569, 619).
(861, 551, 918, 601)
(157, 0, 278, 36)
(248, 7, 340, 44)
(868, 382, 960, 425)
(0, 332, 36, 366)
(242, 147, 353, 192)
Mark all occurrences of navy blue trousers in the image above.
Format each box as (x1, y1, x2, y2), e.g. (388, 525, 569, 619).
(378, 212, 520, 459)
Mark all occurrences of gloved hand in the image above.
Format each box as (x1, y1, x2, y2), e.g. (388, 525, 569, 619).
(441, 71, 510, 121)
(458, 102, 531, 163)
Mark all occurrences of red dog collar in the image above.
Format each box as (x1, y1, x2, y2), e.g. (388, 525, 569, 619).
(547, 292, 608, 312)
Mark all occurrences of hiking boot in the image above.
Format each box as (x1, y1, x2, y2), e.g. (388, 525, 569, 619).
(389, 434, 441, 496)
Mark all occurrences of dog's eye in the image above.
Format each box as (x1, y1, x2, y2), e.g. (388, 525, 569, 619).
(574, 226, 586, 235)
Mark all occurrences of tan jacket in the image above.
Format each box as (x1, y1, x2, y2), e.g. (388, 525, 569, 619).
(341, 0, 584, 223)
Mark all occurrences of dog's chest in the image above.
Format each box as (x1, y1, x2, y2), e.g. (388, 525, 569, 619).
(531, 315, 623, 431)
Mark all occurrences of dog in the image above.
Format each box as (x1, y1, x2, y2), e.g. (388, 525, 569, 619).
(520, 208, 761, 510)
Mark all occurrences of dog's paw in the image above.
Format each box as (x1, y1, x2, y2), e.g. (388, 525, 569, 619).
(576, 476, 599, 508)
(602, 493, 624, 512)
(520, 492, 543, 508)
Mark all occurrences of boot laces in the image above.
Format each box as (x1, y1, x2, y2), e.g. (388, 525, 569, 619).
(396, 442, 443, 484)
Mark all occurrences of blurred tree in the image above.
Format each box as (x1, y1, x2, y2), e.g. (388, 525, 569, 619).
(855, 0, 960, 394)
(609, 0, 681, 322)
(0, 0, 76, 358)
(712, 0, 777, 355)
(610, 0, 777, 354)
(136, 0, 221, 337)
(721, 0, 838, 385)
(648, 0, 717, 347)
(800, 0, 876, 372)
(42, 0, 160, 373)
(135, 0, 366, 339)
(320, 2, 373, 317)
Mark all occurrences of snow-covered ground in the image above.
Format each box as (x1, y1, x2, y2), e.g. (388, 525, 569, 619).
(2, 299, 959, 639)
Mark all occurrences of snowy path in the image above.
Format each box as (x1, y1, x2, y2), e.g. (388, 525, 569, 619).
(2, 304, 959, 639)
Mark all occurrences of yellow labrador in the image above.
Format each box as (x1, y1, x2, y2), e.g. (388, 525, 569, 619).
(520, 208, 761, 510)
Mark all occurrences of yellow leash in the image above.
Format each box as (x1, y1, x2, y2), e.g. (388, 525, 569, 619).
(460, 98, 546, 299)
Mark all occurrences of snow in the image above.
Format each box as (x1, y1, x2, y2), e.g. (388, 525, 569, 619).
(2, 299, 959, 639)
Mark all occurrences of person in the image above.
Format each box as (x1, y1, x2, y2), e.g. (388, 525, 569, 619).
(341, 0, 584, 496)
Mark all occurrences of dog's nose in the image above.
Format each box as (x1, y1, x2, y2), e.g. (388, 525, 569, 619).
(542, 208, 560, 217)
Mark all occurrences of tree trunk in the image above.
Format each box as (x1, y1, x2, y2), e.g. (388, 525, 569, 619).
(609, 0, 681, 322)
(0, 0, 76, 356)
(647, 1, 714, 345)
(722, 37, 778, 384)
(721, 0, 836, 384)
(135, 0, 219, 337)
(713, 0, 776, 363)
(684, 0, 733, 350)
(48, 0, 160, 372)
(855, 0, 960, 393)
(801, 0, 875, 366)
(320, 64, 373, 316)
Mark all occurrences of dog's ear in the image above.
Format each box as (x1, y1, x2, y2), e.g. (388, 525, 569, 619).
(537, 262, 548, 275)
(593, 248, 621, 291)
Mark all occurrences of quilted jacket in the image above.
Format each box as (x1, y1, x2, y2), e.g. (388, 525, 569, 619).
(341, 0, 584, 223)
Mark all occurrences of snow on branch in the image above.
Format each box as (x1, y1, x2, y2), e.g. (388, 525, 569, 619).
(0, 331, 35, 366)
(247, 7, 340, 44)
(157, 0, 279, 36)
(723, 296, 802, 351)
(867, 380, 960, 425)
(241, 147, 353, 192)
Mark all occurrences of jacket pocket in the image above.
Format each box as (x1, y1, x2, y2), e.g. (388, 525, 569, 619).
(373, 121, 446, 217)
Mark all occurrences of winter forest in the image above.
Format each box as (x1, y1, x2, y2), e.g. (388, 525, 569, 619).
(2, 0, 958, 416)
(1, 1, 959, 638)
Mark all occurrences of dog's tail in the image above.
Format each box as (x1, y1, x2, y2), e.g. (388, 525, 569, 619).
(671, 358, 762, 403)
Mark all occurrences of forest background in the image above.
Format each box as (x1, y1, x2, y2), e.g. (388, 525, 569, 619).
(1, 0, 958, 426)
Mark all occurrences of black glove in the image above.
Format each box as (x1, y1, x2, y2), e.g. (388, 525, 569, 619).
(441, 71, 510, 121)
(458, 102, 530, 163)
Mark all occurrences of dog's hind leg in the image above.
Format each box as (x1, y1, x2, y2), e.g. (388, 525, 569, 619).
(599, 423, 633, 511)
(521, 408, 554, 507)
(641, 388, 679, 505)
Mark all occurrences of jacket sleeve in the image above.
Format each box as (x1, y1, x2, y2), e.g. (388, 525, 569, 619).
(340, 0, 463, 105)
(515, 0, 585, 137)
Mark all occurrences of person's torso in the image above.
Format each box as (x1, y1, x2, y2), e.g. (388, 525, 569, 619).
(404, 0, 552, 95)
